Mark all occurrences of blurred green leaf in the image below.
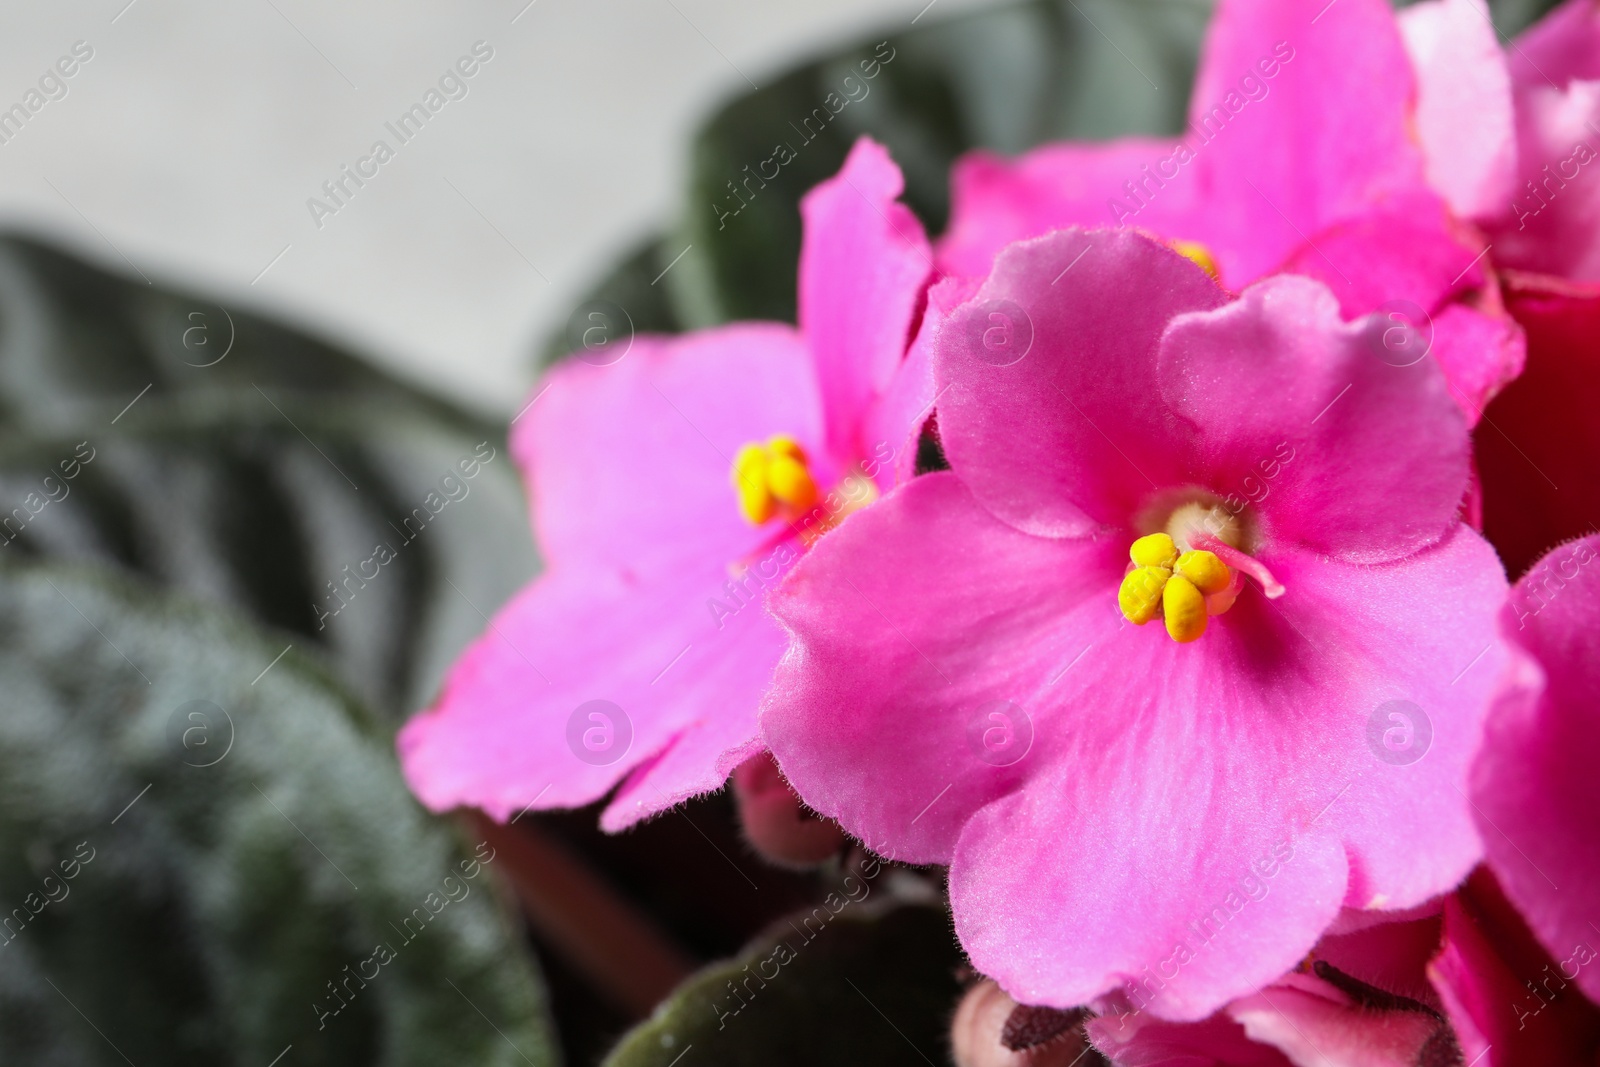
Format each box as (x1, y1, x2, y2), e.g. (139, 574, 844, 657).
(0, 560, 557, 1066)
(602, 890, 962, 1067)
(0, 235, 537, 725)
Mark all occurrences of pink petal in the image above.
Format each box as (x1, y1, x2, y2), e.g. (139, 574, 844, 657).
(1473, 533, 1600, 1003)
(768, 454, 1505, 1017)
(516, 325, 825, 576)
(1187, 0, 1430, 287)
(935, 229, 1227, 538)
(1510, 0, 1600, 84)
(399, 551, 794, 824)
(1429, 299, 1527, 426)
(798, 136, 932, 460)
(1400, 0, 1518, 220)
(763, 471, 1119, 863)
(936, 139, 1197, 281)
(1228, 972, 1443, 1067)
(403, 325, 825, 826)
(1429, 868, 1600, 1066)
(1492, 79, 1600, 281)
(1087, 1010, 1293, 1066)
(1158, 274, 1472, 563)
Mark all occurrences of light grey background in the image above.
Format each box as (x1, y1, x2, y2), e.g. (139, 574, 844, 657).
(0, 0, 1001, 416)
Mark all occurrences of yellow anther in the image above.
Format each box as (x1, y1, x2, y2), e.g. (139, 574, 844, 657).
(1171, 240, 1221, 281)
(1130, 532, 1179, 570)
(767, 435, 807, 464)
(767, 453, 818, 511)
(1119, 565, 1171, 625)
(1163, 574, 1208, 643)
(1175, 550, 1230, 596)
(731, 436, 819, 525)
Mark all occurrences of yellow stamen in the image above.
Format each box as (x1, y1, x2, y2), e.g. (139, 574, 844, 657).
(1119, 565, 1171, 626)
(1170, 240, 1221, 281)
(1118, 533, 1236, 642)
(1163, 574, 1208, 643)
(731, 436, 820, 525)
(1130, 532, 1179, 570)
(1175, 550, 1230, 596)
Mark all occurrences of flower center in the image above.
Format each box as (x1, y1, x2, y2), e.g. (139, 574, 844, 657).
(732, 435, 819, 525)
(1117, 498, 1283, 643)
(730, 435, 878, 554)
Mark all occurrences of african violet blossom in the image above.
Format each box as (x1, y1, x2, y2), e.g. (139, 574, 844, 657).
(397, 137, 932, 830)
(761, 229, 1509, 1020)
(937, 0, 1523, 418)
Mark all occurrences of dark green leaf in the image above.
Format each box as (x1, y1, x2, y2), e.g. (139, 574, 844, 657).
(0, 235, 537, 725)
(0, 560, 557, 1067)
(602, 889, 963, 1067)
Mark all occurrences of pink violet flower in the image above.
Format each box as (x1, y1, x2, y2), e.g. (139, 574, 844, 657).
(1406, 0, 1600, 283)
(1467, 533, 1600, 1009)
(397, 137, 933, 831)
(761, 228, 1509, 1019)
(936, 0, 1524, 421)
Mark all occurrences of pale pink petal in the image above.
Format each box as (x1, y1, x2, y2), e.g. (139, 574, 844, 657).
(1473, 534, 1600, 1003)
(1158, 273, 1472, 563)
(799, 136, 932, 460)
(1492, 79, 1600, 281)
(935, 229, 1226, 538)
(1400, 0, 1518, 220)
(516, 325, 825, 576)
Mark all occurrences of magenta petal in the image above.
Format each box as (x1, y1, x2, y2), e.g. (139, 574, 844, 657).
(1473, 534, 1600, 1003)
(1428, 300, 1527, 426)
(936, 229, 1227, 537)
(1159, 274, 1471, 563)
(936, 139, 1197, 280)
(1400, 0, 1517, 220)
(515, 325, 824, 576)
(1188, 0, 1428, 285)
(763, 471, 1121, 863)
(798, 136, 931, 460)
(1510, 0, 1600, 84)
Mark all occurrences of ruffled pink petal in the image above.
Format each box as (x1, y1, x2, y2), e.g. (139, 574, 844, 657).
(798, 136, 932, 461)
(1159, 274, 1471, 564)
(1228, 972, 1443, 1067)
(1185, 0, 1429, 287)
(935, 229, 1227, 538)
(1429, 300, 1527, 425)
(516, 325, 825, 576)
(399, 547, 794, 824)
(768, 451, 1504, 1017)
(1400, 0, 1518, 220)
(1472, 534, 1600, 1003)
(936, 139, 1198, 281)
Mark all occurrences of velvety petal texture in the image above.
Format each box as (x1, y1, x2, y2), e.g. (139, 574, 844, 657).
(401, 326, 821, 826)
(764, 231, 1508, 1019)
(1472, 534, 1600, 1004)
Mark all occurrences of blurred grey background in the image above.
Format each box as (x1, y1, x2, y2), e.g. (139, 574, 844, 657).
(0, 0, 1002, 416)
